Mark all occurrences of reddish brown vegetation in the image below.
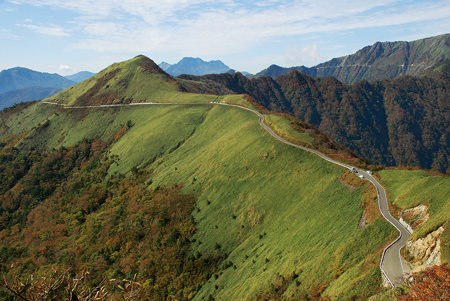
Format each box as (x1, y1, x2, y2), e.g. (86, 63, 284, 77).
(397, 263, 450, 300)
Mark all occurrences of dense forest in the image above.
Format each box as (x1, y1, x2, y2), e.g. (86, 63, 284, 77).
(178, 60, 450, 173)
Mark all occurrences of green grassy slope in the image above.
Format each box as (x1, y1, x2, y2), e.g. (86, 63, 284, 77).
(147, 103, 394, 300)
(1, 54, 449, 299)
(0, 96, 397, 299)
(379, 169, 450, 261)
(45, 55, 219, 106)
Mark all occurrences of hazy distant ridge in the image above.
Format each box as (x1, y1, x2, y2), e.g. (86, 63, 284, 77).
(159, 57, 231, 76)
(0, 67, 75, 94)
(0, 87, 64, 110)
(65, 71, 96, 83)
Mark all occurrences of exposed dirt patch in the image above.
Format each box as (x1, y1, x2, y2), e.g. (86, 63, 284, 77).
(358, 212, 370, 229)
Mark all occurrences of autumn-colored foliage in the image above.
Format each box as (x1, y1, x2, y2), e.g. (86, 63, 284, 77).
(0, 268, 141, 300)
(0, 137, 224, 300)
(397, 263, 450, 301)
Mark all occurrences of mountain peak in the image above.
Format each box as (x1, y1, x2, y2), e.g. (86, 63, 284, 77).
(159, 57, 231, 76)
(132, 55, 171, 77)
(47, 55, 182, 106)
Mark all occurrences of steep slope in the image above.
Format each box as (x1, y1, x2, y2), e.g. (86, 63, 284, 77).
(159, 57, 231, 76)
(0, 67, 75, 94)
(0, 97, 396, 300)
(0, 55, 402, 299)
(47, 55, 194, 106)
(178, 62, 450, 173)
(252, 33, 450, 84)
(1, 55, 449, 300)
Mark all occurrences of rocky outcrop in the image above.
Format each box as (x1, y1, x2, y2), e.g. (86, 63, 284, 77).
(400, 204, 430, 233)
(400, 205, 442, 273)
(406, 226, 444, 273)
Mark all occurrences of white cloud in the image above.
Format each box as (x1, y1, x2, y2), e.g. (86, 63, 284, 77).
(59, 64, 73, 71)
(16, 23, 72, 36)
(284, 43, 323, 67)
(48, 64, 76, 74)
(9, 0, 450, 57)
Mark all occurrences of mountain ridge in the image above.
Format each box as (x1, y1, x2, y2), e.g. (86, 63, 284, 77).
(0, 68, 92, 110)
(251, 33, 450, 84)
(159, 57, 231, 76)
(177, 60, 450, 173)
(0, 67, 75, 94)
(0, 86, 64, 110)
(47, 55, 187, 106)
(1, 54, 450, 300)
(65, 71, 96, 83)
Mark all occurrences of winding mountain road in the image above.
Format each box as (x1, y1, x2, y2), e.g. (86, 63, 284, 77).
(41, 100, 410, 287)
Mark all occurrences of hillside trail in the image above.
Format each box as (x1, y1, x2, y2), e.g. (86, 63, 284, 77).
(41, 100, 410, 287)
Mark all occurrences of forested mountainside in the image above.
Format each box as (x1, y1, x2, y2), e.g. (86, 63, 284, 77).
(178, 60, 450, 173)
(0, 67, 77, 110)
(251, 34, 450, 84)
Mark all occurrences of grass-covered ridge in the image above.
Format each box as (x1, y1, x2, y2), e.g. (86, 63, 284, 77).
(0, 94, 399, 299)
(45, 55, 219, 106)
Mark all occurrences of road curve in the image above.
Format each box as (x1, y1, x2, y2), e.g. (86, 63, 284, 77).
(41, 100, 410, 287)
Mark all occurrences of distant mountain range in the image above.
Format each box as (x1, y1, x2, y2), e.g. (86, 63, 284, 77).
(65, 71, 96, 83)
(0, 68, 95, 110)
(159, 57, 231, 76)
(0, 87, 64, 110)
(0, 67, 75, 95)
(251, 33, 450, 84)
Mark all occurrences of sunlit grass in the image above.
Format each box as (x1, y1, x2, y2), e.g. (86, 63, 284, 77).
(379, 169, 450, 251)
(1, 94, 397, 299)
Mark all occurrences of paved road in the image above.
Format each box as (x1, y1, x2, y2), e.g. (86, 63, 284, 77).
(359, 170, 411, 287)
(42, 100, 410, 287)
(222, 102, 411, 287)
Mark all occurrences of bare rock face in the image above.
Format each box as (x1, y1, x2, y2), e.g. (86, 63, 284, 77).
(406, 226, 444, 273)
(401, 204, 430, 231)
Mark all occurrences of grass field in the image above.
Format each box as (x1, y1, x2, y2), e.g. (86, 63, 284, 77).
(1, 93, 398, 299)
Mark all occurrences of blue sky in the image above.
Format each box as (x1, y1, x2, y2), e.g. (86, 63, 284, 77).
(1, 0, 450, 75)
